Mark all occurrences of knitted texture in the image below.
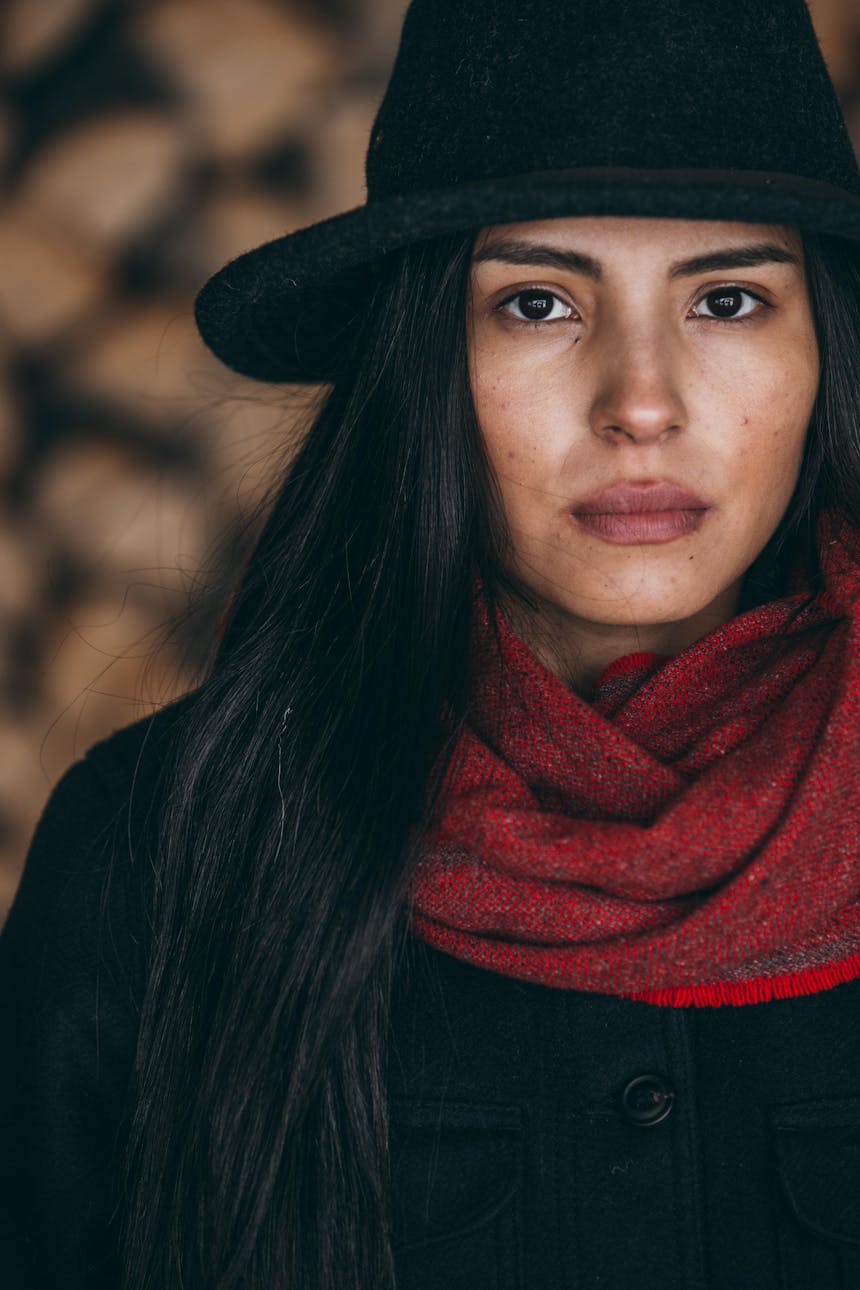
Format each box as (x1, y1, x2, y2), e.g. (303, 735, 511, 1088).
(407, 507, 860, 1006)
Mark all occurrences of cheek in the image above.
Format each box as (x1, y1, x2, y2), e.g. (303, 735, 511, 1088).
(472, 364, 572, 478)
(715, 372, 816, 533)
(707, 333, 817, 458)
(746, 361, 816, 457)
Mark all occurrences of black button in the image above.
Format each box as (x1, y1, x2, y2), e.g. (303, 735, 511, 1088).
(620, 1074, 675, 1126)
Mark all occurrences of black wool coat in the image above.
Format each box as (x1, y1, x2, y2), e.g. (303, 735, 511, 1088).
(1, 694, 859, 1290)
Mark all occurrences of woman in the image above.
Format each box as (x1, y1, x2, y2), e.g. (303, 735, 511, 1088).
(3, 0, 860, 1287)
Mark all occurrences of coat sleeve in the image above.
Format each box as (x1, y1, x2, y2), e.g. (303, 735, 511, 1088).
(0, 746, 151, 1290)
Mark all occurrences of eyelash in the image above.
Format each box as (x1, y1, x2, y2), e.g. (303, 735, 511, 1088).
(494, 285, 773, 329)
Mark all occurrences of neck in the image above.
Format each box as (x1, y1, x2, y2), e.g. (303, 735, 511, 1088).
(497, 577, 745, 700)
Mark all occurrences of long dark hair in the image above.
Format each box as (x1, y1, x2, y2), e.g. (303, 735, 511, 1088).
(119, 225, 860, 1289)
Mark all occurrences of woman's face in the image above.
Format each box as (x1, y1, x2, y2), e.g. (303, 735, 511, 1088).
(467, 216, 819, 670)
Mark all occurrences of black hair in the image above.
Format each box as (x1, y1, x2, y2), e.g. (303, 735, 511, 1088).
(119, 225, 860, 1289)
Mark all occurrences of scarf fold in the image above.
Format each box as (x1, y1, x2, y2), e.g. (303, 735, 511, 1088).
(407, 507, 860, 1006)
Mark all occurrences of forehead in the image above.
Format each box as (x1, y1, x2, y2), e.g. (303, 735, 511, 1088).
(469, 219, 807, 292)
(472, 217, 803, 265)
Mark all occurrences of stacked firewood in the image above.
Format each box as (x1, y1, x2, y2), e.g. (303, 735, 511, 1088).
(0, 0, 408, 918)
(0, 0, 856, 919)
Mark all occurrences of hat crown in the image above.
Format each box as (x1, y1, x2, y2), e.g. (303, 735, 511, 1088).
(366, 0, 860, 202)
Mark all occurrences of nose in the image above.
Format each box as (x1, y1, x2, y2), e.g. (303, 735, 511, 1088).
(588, 325, 687, 446)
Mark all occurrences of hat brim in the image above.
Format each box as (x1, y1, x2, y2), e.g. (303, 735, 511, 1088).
(194, 166, 860, 383)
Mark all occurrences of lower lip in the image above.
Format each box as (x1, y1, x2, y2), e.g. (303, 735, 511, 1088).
(571, 508, 709, 543)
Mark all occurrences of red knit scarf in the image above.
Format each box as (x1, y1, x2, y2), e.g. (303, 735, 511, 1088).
(407, 507, 860, 1006)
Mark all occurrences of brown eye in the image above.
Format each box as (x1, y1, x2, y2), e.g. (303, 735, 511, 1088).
(500, 290, 572, 323)
(694, 287, 763, 320)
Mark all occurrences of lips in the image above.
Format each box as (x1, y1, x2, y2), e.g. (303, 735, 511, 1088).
(569, 479, 712, 545)
(571, 480, 710, 515)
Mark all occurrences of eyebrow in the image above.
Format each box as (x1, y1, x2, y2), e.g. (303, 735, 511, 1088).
(471, 238, 800, 280)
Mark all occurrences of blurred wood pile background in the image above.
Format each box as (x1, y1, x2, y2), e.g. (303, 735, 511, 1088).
(0, 0, 857, 922)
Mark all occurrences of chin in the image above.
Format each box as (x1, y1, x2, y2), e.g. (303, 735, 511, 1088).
(552, 575, 714, 621)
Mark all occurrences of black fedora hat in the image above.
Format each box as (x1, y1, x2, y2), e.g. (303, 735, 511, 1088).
(193, 0, 860, 384)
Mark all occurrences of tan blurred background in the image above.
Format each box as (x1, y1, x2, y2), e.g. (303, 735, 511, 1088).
(0, 0, 857, 924)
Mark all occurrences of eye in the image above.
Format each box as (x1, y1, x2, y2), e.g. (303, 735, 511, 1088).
(497, 288, 573, 324)
(692, 286, 768, 321)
